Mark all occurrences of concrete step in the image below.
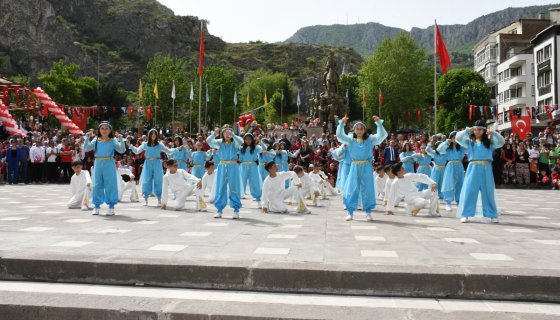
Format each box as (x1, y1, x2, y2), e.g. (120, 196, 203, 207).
(1, 253, 560, 302)
(1, 281, 560, 320)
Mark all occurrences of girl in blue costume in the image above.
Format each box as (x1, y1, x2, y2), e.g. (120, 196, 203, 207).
(84, 121, 126, 216)
(399, 143, 416, 174)
(437, 131, 467, 212)
(239, 133, 263, 206)
(169, 136, 189, 171)
(336, 115, 388, 221)
(426, 141, 447, 199)
(415, 145, 433, 191)
(274, 141, 299, 188)
(207, 126, 244, 219)
(456, 120, 505, 223)
(191, 142, 211, 179)
(258, 138, 275, 182)
(128, 129, 175, 206)
(332, 144, 349, 192)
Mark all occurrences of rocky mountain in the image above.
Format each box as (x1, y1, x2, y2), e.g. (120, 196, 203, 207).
(286, 4, 560, 60)
(0, 0, 362, 91)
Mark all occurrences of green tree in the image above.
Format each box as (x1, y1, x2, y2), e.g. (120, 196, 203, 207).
(240, 70, 294, 124)
(358, 33, 432, 132)
(38, 60, 98, 105)
(194, 65, 238, 128)
(141, 54, 190, 128)
(338, 73, 361, 120)
(436, 68, 491, 133)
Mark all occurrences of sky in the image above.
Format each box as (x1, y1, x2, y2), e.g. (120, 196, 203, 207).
(158, 0, 557, 42)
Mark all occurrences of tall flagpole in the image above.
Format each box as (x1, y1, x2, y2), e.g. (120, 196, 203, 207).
(171, 80, 175, 135)
(434, 20, 438, 134)
(198, 21, 204, 134)
(198, 77, 202, 134)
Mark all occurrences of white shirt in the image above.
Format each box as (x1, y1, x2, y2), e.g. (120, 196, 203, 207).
(309, 171, 328, 185)
(70, 171, 91, 196)
(262, 171, 297, 206)
(292, 172, 318, 192)
(30, 145, 45, 163)
(374, 172, 388, 194)
(46, 146, 58, 162)
(162, 169, 200, 204)
(386, 173, 435, 212)
(202, 171, 216, 195)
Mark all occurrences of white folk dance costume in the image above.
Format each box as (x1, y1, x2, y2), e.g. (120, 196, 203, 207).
(117, 167, 139, 202)
(374, 172, 388, 201)
(201, 171, 216, 203)
(293, 172, 321, 206)
(68, 170, 92, 210)
(262, 171, 309, 214)
(161, 169, 206, 211)
(309, 170, 336, 199)
(386, 173, 439, 216)
(383, 175, 395, 205)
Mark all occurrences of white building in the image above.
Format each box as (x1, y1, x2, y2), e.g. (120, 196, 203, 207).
(495, 52, 535, 131)
(474, 18, 550, 133)
(532, 23, 560, 125)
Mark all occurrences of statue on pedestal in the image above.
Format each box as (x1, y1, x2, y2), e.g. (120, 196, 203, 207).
(309, 53, 349, 124)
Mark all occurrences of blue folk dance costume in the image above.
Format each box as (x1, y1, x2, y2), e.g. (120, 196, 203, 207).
(84, 136, 126, 209)
(399, 151, 416, 174)
(437, 139, 467, 205)
(239, 136, 264, 201)
(258, 147, 275, 182)
(207, 130, 244, 215)
(129, 133, 175, 200)
(426, 144, 447, 199)
(415, 152, 433, 191)
(191, 150, 210, 179)
(332, 145, 350, 192)
(336, 119, 388, 217)
(170, 147, 190, 171)
(456, 128, 505, 219)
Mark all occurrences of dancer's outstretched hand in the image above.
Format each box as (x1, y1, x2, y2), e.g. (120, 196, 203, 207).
(341, 116, 349, 124)
(214, 128, 220, 136)
(372, 115, 380, 122)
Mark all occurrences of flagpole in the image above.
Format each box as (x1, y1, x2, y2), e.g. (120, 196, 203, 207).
(219, 85, 223, 126)
(189, 99, 193, 134)
(434, 20, 438, 134)
(280, 89, 284, 124)
(198, 77, 202, 134)
(172, 98, 175, 135)
(205, 83, 208, 129)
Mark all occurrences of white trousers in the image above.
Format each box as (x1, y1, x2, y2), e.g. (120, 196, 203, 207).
(67, 187, 92, 209)
(119, 181, 139, 202)
(405, 190, 439, 215)
(266, 186, 308, 213)
(171, 186, 205, 210)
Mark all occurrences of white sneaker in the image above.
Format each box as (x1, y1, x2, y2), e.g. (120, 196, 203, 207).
(214, 213, 222, 219)
(298, 209, 311, 215)
(257, 201, 262, 209)
(460, 217, 468, 223)
(157, 199, 162, 206)
(81, 205, 89, 211)
(445, 204, 452, 212)
(106, 208, 115, 216)
(241, 195, 247, 199)
(365, 214, 373, 221)
(345, 214, 353, 221)
(92, 208, 100, 215)
(143, 199, 148, 206)
(233, 211, 240, 219)
(491, 218, 499, 223)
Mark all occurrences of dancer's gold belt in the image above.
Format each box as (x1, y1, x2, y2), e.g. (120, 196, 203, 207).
(448, 160, 461, 163)
(242, 162, 255, 165)
(220, 160, 237, 165)
(435, 165, 445, 168)
(470, 160, 490, 165)
(352, 160, 369, 164)
(418, 165, 430, 168)
(95, 157, 113, 160)
(193, 164, 203, 168)
(146, 157, 159, 160)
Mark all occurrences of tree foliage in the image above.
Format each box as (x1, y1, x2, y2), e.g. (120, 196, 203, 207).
(194, 65, 238, 128)
(240, 69, 294, 124)
(436, 68, 491, 133)
(338, 73, 362, 120)
(358, 33, 432, 132)
(38, 60, 98, 105)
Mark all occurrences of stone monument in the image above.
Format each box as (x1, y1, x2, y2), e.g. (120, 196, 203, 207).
(309, 52, 349, 124)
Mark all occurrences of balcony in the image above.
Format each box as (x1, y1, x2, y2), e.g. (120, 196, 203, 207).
(538, 85, 552, 96)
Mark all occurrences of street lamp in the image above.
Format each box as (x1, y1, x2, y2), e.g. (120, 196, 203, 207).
(73, 41, 100, 89)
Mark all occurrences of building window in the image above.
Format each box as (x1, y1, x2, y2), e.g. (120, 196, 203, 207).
(531, 85, 535, 97)
(531, 63, 534, 75)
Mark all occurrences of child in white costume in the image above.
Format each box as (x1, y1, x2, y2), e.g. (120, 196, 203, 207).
(117, 166, 139, 202)
(68, 161, 92, 210)
(292, 165, 321, 206)
(161, 160, 206, 211)
(385, 162, 440, 217)
(308, 164, 336, 199)
(374, 165, 388, 201)
(201, 160, 216, 203)
(261, 161, 310, 214)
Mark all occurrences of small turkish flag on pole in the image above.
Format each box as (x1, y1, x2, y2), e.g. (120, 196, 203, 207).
(510, 107, 531, 140)
(198, 21, 205, 77)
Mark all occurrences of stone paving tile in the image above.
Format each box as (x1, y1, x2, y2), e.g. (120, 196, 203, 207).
(1, 185, 559, 269)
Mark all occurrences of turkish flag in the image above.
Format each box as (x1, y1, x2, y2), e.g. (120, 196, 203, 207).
(198, 21, 205, 77)
(510, 108, 531, 140)
(128, 106, 134, 119)
(469, 105, 474, 120)
(436, 24, 451, 74)
(544, 105, 554, 122)
(146, 107, 152, 122)
(378, 88, 383, 106)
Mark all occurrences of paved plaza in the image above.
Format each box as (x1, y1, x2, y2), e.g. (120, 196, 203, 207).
(0, 185, 558, 269)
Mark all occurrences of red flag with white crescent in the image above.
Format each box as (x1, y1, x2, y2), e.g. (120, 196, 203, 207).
(510, 108, 531, 140)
